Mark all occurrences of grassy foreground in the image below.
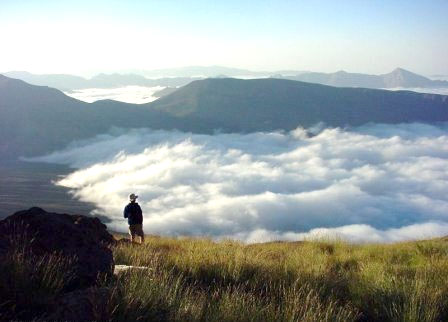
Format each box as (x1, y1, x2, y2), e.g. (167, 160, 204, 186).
(2, 235, 448, 321)
(110, 236, 448, 321)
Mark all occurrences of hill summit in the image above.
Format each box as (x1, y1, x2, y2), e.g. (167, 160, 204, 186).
(149, 77, 448, 131)
(1, 74, 448, 160)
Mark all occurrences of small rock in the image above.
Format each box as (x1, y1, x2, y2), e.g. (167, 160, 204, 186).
(114, 264, 151, 275)
(116, 237, 133, 245)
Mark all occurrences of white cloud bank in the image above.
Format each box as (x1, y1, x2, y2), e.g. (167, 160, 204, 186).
(384, 87, 448, 96)
(29, 123, 448, 243)
(64, 86, 165, 104)
(64, 85, 448, 104)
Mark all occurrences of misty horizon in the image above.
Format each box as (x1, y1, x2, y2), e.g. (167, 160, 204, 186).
(3, 67, 448, 105)
(3, 66, 448, 80)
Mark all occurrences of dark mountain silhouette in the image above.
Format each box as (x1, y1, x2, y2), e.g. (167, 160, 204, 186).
(280, 68, 448, 89)
(1, 75, 447, 160)
(153, 87, 179, 98)
(149, 78, 448, 131)
(0, 75, 178, 160)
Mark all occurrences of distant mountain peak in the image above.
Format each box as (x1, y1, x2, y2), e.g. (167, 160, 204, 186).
(383, 67, 431, 87)
(389, 67, 416, 75)
(392, 67, 407, 72)
(387, 68, 432, 79)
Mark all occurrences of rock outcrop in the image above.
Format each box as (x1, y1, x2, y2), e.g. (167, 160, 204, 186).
(0, 207, 115, 290)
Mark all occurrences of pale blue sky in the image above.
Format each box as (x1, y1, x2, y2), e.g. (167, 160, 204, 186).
(1, 0, 447, 76)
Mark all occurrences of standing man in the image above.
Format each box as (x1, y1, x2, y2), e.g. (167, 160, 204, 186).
(124, 193, 144, 244)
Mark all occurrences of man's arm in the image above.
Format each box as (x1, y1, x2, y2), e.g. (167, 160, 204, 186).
(124, 205, 129, 218)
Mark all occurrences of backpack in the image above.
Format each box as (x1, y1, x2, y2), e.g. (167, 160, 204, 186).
(128, 202, 143, 224)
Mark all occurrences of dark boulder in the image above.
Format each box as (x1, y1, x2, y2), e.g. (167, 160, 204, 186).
(0, 207, 115, 290)
(45, 287, 112, 322)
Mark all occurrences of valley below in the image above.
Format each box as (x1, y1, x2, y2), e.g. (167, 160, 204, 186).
(0, 161, 95, 220)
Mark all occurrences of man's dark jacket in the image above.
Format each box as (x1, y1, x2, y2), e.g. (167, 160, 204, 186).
(123, 202, 143, 225)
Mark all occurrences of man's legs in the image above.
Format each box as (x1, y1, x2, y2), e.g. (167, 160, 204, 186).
(130, 224, 144, 244)
(138, 225, 145, 244)
(129, 225, 136, 243)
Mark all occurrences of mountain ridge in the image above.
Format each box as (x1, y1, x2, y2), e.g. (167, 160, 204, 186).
(3, 67, 447, 92)
(2, 71, 202, 91)
(279, 67, 448, 89)
(1, 74, 447, 160)
(0, 75, 180, 159)
(148, 77, 448, 131)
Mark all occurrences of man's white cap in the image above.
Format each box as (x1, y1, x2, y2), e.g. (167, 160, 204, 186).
(129, 193, 138, 200)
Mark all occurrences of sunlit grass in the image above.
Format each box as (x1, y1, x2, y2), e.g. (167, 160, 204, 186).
(110, 236, 448, 321)
(3, 233, 448, 321)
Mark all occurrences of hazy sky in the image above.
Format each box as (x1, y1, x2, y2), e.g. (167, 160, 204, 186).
(1, 0, 447, 76)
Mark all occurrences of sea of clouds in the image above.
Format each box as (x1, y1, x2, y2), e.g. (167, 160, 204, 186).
(28, 123, 448, 243)
(64, 86, 165, 104)
(63, 84, 448, 104)
(385, 87, 448, 96)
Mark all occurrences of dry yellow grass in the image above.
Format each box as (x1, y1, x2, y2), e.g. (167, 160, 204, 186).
(110, 235, 448, 321)
(3, 232, 448, 321)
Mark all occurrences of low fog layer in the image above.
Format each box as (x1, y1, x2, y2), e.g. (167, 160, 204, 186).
(62, 84, 448, 105)
(385, 87, 448, 96)
(29, 123, 448, 243)
(64, 86, 165, 104)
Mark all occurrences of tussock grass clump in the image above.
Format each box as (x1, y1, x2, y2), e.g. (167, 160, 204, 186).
(110, 249, 357, 321)
(0, 247, 75, 321)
